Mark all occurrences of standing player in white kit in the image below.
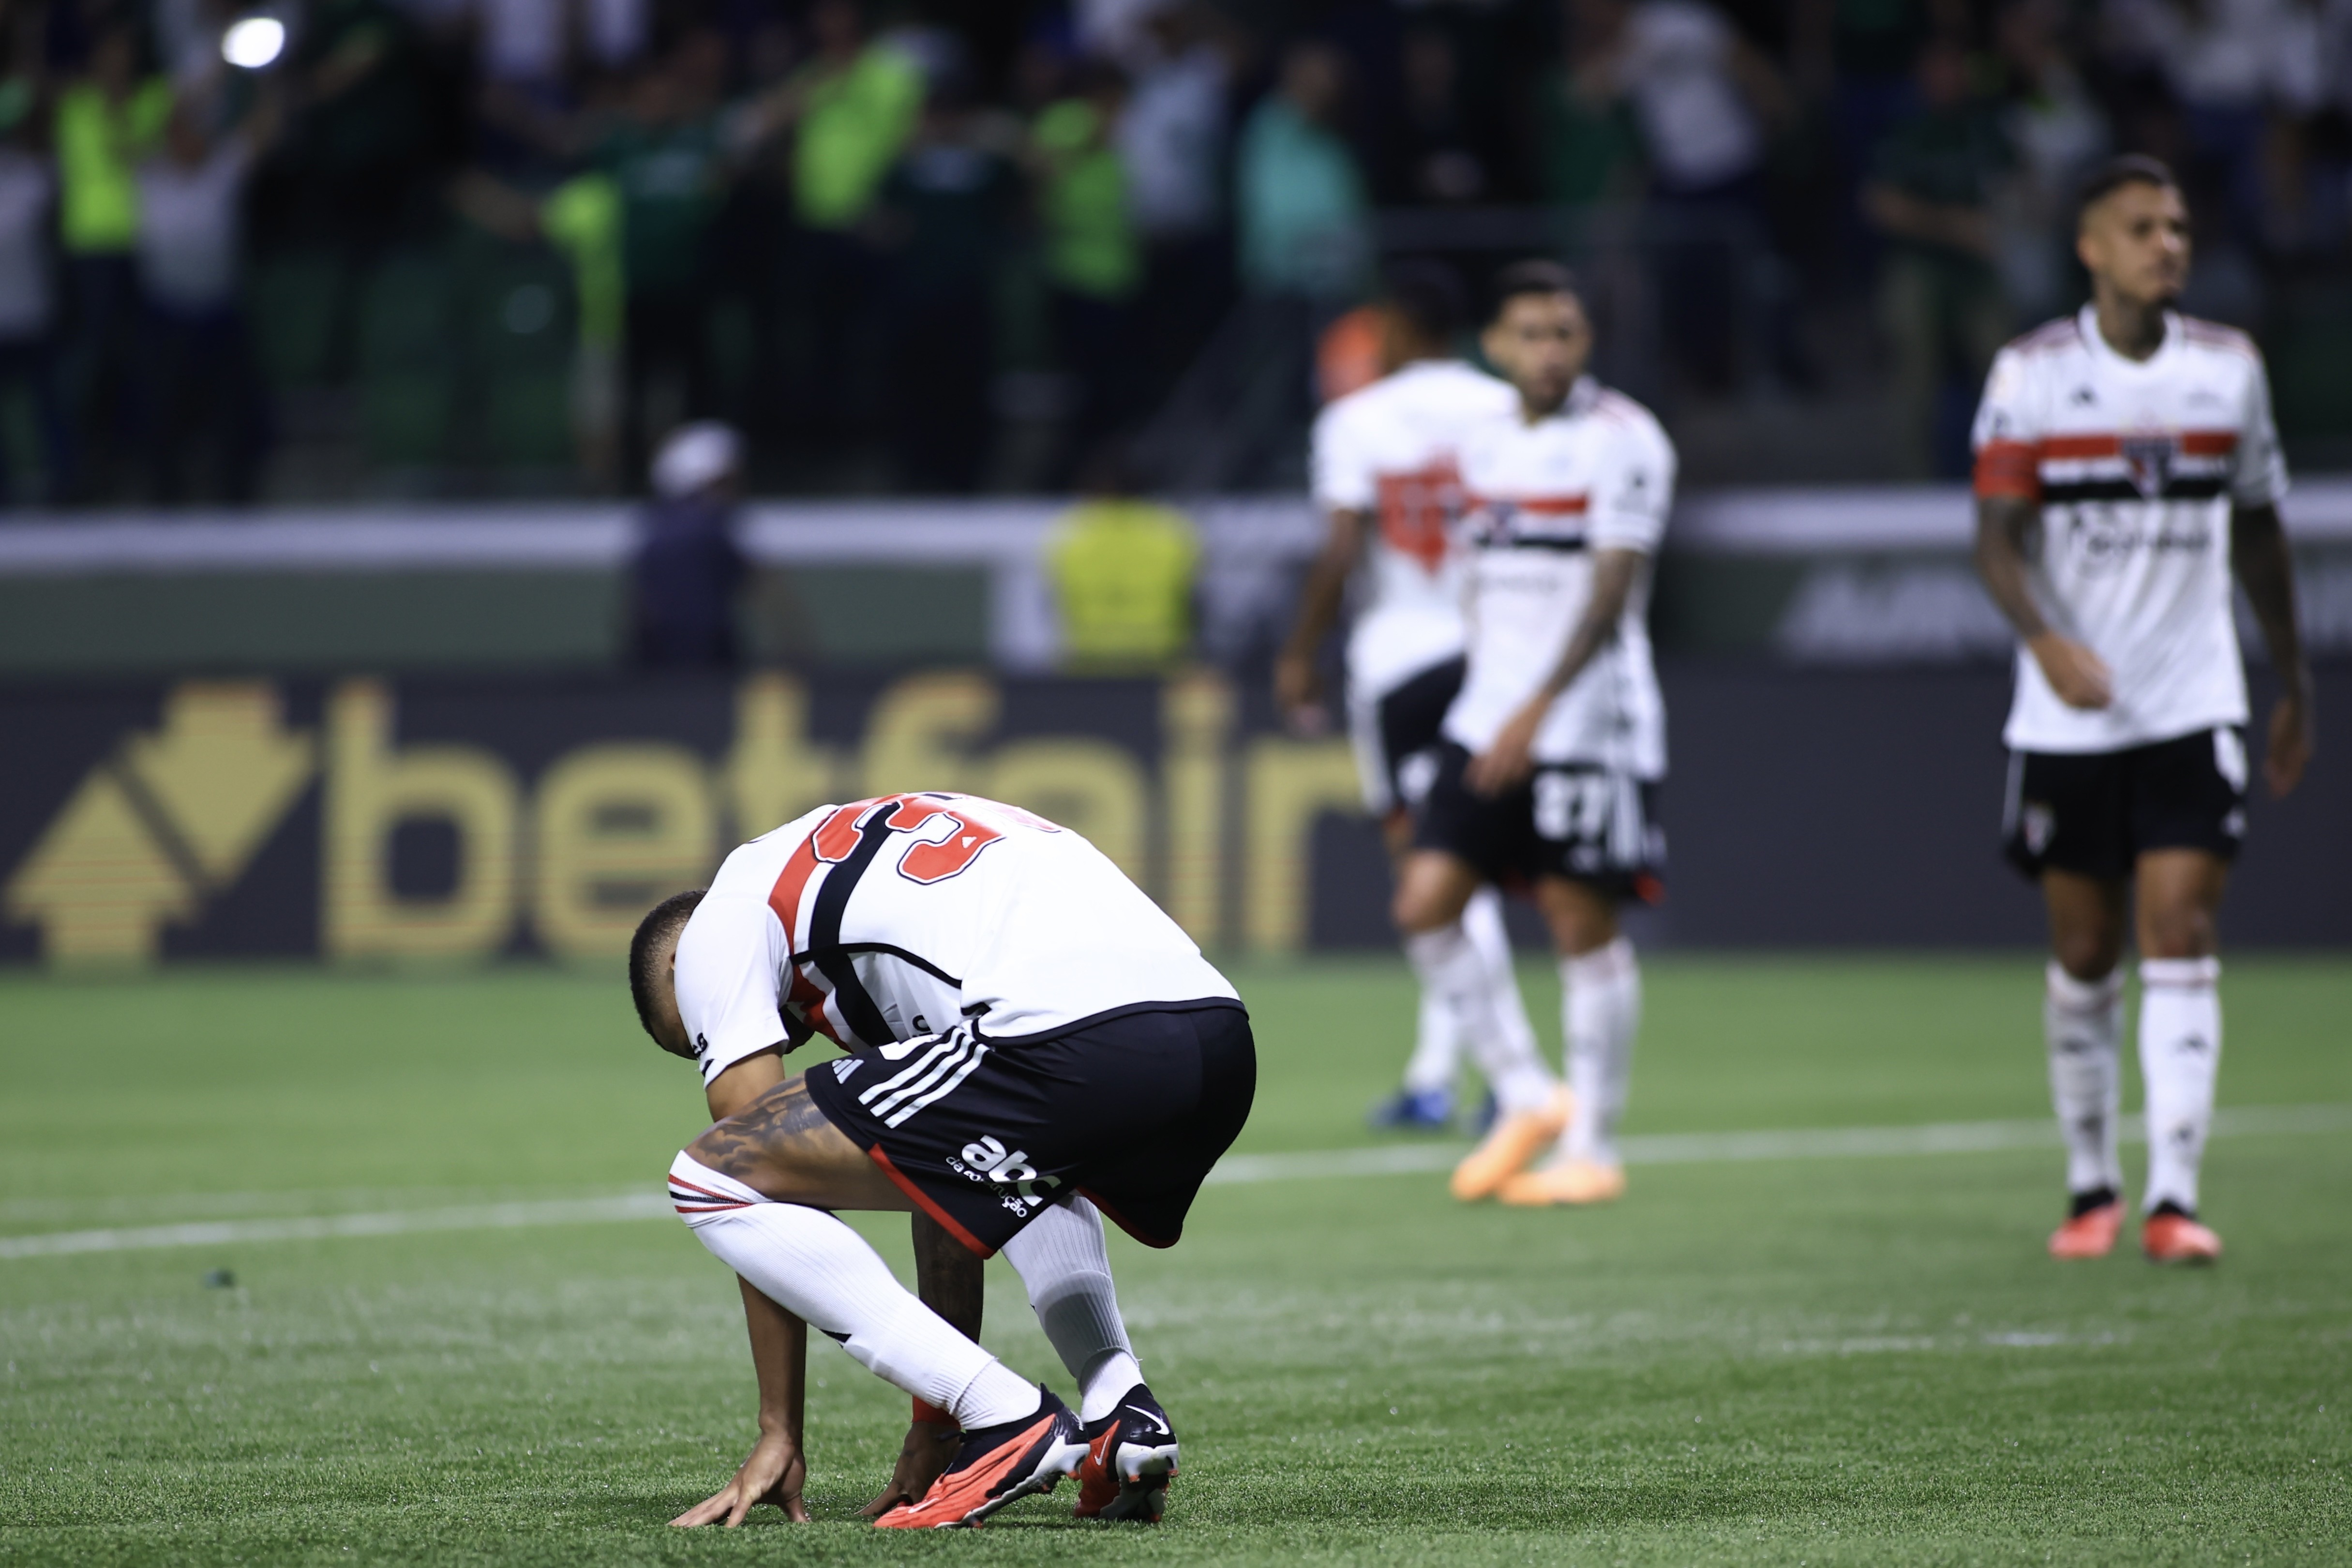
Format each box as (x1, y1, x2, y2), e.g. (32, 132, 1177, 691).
(1972, 155, 2313, 1265)
(1394, 259, 1675, 1209)
(1275, 260, 1547, 1133)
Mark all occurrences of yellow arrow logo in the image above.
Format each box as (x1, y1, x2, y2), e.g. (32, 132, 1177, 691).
(4, 683, 315, 966)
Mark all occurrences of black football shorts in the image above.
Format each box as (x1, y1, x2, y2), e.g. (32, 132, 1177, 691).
(1348, 655, 1465, 816)
(1412, 740, 1665, 902)
(2003, 725, 2249, 881)
(804, 1001, 1256, 1257)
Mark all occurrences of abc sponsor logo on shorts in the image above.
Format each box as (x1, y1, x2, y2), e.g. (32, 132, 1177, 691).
(950, 1135, 1064, 1213)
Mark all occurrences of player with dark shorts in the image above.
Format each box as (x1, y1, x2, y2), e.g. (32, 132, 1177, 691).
(632, 791, 1253, 1529)
(1393, 261, 1677, 1210)
(1415, 744, 1665, 907)
(1973, 155, 2312, 1265)
(803, 1003, 1255, 1258)
(1277, 261, 1539, 1133)
(1365, 654, 1465, 816)
(2003, 729, 2251, 887)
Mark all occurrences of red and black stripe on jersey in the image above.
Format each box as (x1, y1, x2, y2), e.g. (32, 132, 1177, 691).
(1977, 430, 2239, 505)
(800, 801, 904, 1046)
(1466, 492, 1592, 550)
(765, 794, 1031, 1051)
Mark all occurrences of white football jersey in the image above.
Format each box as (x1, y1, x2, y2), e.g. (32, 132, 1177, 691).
(1442, 377, 1676, 778)
(1310, 358, 1520, 702)
(1972, 305, 2288, 753)
(674, 793, 1237, 1087)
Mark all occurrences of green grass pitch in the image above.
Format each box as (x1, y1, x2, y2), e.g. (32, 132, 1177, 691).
(2, 955, 2347, 1565)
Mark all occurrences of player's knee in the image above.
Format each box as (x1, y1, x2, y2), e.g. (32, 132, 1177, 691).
(2139, 903, 2216, 961)
(1392, 882, 1449, 934)
(2050, 928, 2122, 982)
(669, 1145, 770, 1229)
(1546, 903, 1617, 957)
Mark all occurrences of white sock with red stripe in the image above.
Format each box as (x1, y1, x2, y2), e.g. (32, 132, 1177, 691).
(1464, 884, 1542, 1095)
(1002, 1197, 1141, 1423)
(668, 1152, 1039, 1430)
(1405, 925, 1556, 1114)
(1560, 937, 1639, 1165)
(2045, 961, 2124, 1198)
(2139, 957, 2223, 1216)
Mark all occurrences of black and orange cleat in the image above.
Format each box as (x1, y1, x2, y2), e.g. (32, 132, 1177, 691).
(1073, 1384, 1180, 1522)
(872, 1387, 1087, 1529)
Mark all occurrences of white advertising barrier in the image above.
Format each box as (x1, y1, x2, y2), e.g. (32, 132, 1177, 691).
(2, 481, 2347, 666)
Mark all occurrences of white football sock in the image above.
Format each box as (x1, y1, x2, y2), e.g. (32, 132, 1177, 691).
(1399, 985, 1457, 1097)
(2139, 957, 2222, 1216)
(1560, 937, 1640, 1166)
(670, 1153, 1039, 1429)
(1405, 924, 1556, 1114)
(1464, 884, 1543, 1093)
(2044, 961, 2124, 1197)
(1001, 1197, 1141, 1423)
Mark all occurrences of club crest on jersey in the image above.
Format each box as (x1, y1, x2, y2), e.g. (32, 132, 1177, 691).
(2120, 433, 2175, 499)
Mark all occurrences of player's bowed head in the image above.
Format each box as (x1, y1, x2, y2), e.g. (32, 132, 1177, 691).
(630, 889, 708, 1062)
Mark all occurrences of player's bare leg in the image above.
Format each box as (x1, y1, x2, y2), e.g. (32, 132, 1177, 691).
(2040, 870, 2130, 1257)
(2132, 849, 2230, 1263)
(1397, 851, 1568, 1197)
(1378, 815, 1538, 1132)
(1377, 812, 1465, 1127)
(1501, 877, 1635, 1207)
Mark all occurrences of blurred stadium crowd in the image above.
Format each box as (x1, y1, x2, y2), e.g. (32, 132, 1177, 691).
(0, 0, 2349, 506)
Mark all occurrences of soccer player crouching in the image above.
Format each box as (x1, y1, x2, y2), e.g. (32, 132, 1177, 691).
(1277, 259, 1544, 1134)
(1394, 260, 1675, 1208)
(630, 792, 1254, 1525)
(1971, 155, 2313, 1265)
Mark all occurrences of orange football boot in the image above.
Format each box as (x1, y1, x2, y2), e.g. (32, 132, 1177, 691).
(1497, 1156, 1626, 1207)
(2047, 1200, 2123, 1259)
(873, 1388, 1087, 1529)
(2142, 1211, 2222, 1264)
(1450, 1087, 1572, 1201)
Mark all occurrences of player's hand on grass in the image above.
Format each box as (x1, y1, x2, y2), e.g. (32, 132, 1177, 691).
(670, 1431, 809, 1526)
(856, 1418, 960, 1519)
(1274, 652, 1330, 736)
(2265, 691, 2312, 797)
(2027, 632, 2113, 710)
(1466, 705, 1543, 794)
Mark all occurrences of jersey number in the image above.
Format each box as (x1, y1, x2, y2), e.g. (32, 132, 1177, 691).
(810, 794, 1037, 884)
(1534, 772, 1615, 844)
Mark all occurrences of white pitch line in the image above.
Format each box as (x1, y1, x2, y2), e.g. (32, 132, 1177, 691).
(0, 1195, 671, 1261)
(3, 1104, 2346, 1262)
(1206, 1102, 2352, 1185)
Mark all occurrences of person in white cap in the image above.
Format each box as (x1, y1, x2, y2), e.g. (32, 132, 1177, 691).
(632, 421, 748, 668)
